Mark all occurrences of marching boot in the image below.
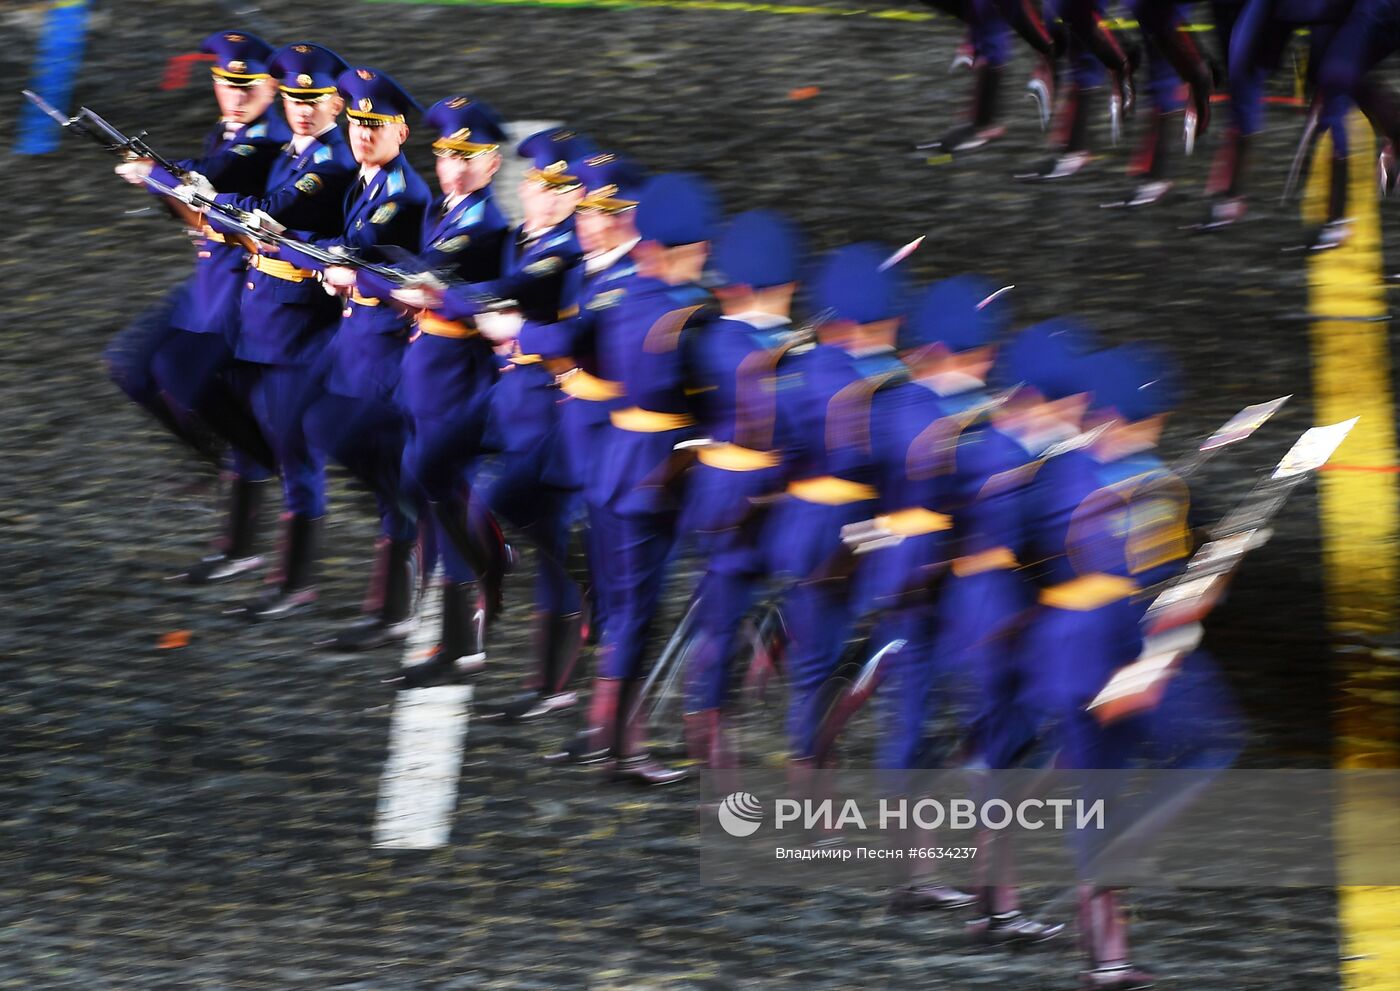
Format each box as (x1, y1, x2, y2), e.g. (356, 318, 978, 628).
(1111, 110, 1178, 208)
(185, 475, 267, 584)
(890, 824, 976, 914)
(393, 578, 487, 689)
(430, 498, 509, 622)
(1079, 887, 1153, 989)
(610, 677, 689, 787)
(239, 514, 320, 621)
(1017, 84, 1095, 181)
(544, 676, 622, 765)
(917, 63, 1007, 154)
(318, 538, 419, 651)
(1199, 131, 1250, 229)
(477, 611, 583, 723)
(1303, 159, 1355, 252)
(685, 708, 741, 800)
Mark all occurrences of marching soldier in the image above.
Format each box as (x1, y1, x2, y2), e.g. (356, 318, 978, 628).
(201, 41, 359, 619)
(547, 173, 720, 786)
(390, 126, 592, 687)
(679, 209, 803, 784)
(108, 30, 287, 581)
(476, 151, 650, 720)
(284, 68, 433, 649)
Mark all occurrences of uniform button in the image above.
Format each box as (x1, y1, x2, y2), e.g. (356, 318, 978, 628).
(342, 308, 352, 318)
(246, 282, 255, 291)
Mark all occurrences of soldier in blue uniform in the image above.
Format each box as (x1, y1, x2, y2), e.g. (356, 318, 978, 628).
(475, 152, 647, 720)
(763, 244, 908, 776)
(952, 320, 1097, 941)
(108, 30, 287, 581)
(375, 97, 512, 683)
(546, 173, 719, 786)
(389, 127, 591, 688)
(280, 68, 432, 649)
(679, 210, 802, 784)
(1017, 343, 1192, 989)
(202, 41, 359, 619)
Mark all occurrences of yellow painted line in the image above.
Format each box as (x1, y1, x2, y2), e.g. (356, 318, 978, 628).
(365, 0, 1218, 29)
(1304, 113, 1400, 991)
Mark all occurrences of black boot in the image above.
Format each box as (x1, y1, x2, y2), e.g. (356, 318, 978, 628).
(917, 63, 1006, 153)
(430, 499, 508, 622)
(185, 475, 267, 584)
(318, 538, 419, 650)
(477, 611, 583, 723)
(609, 676, 689, 787)
(393, 579, 486, 689)
(239, 514, 320, 621)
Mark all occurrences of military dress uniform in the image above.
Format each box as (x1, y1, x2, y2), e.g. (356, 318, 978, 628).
(105, 30, 287, 584)
(285, 68, 433, 648)
(207, 42, 358, 619)
(549, 173, 720, 786)
(395, 129, 592, 689)
(479, 152, 648, 720)
(677, 210, 803, 780)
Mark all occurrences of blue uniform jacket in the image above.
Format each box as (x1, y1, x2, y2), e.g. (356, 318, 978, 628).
(212, 126, 358, 365)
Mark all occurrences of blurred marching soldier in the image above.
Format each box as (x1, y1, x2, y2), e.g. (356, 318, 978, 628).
(1014, 343, 1194, 989)
(679, 210, 803, 785)
(365, 96, 512, 681)
(107, 30, 286, 577)
(389, 126, 590, 687)
(546, 173, 720, 786)
(278, 68, 432, 649)
(200, 42, 358, 618)
(1113, 0, 1214, 207)
(1017, 0, 1137, 181)
(763, 244, 908, 778)
(475, 152, 649, 720)
(1307, 0, 1400, 246)
(951, 320, 1097, 942)
(1202, 0, 1352, 233)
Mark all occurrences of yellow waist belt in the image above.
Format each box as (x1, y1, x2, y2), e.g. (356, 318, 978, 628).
(610, 406, 694, 432)
(418, 312, 478, 339)
(952, 546, 1019, 577)
(202, 226, 228, 245)
(875, 507, 952, 536)
(559, 368, 624, 401)
(697, 443, 781, 472)
(250, 254, 316, 282)
(1039, 573, 1138, 611)
(787, 476, 878, 506)
(348, 289, 381, 307)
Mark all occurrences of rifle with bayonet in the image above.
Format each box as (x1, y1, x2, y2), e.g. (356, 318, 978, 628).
(23, 90, 190, 180)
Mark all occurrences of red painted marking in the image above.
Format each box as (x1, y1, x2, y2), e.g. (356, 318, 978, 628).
(161, 53, 215, 91)
(1205, 94, 1307, 108)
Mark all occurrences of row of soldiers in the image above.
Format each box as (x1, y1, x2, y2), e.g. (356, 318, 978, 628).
(104, 30, 1242, 990)
(922, 0, 1400, 246)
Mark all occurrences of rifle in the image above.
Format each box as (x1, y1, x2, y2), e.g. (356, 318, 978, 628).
(140, 173, 516, 309)
(1088, 416, 1360, 723)
(23, 90, 189, 180)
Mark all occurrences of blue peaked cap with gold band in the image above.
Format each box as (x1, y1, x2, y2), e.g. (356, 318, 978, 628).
(518, 128, 596, 189)
(711, 210, 802, 290)
(268, 43, 347, 101)
(426, 95, 507, 157)
(337, 67, 423, 126)
(573, 153, 647, 213)
(902, 274, 1007, 352)
(202, 31, 275, 87)
(635, 173, 719, 248)
(998, 319, 1097, 400)
(1085, 343, 1181, 421)
(812, 242, 905, 325)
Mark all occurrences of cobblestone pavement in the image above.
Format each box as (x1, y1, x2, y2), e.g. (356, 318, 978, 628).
(3, 1, 1395, 987)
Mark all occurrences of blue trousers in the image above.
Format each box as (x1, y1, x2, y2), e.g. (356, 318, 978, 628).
(303, 392, 414, 541)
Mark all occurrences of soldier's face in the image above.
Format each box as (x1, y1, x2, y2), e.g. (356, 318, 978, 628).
(282, 94, 341, 136)
(350, 121, 407, 167)
(576, 209, 624, 255)
(214, 78, 274, 124)
(524, 183, 583, 231)
(436, 150, 499, 197)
